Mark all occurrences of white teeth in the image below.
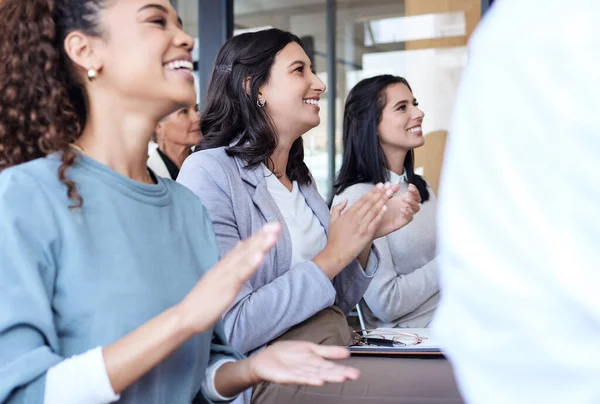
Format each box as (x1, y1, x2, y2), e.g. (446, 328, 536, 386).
(408, 126, 422, 133)
(303, 99, 319, 106)
(165, 60, 193, 71)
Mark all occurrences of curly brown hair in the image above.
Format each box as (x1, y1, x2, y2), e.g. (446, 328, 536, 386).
(0, 0, 105, 208)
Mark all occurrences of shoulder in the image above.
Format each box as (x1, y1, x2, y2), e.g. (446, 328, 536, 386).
(0, 158, 63, 237)
(162, 178, 213, 219)
(179, 147, 241, 191)
(332, 182, 374, 206)
(184, 147, 236, 172)
(0, 156, 63, 199)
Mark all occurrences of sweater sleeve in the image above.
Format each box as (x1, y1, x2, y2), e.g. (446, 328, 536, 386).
(364, 237, 439, 323)
(333, 183, 439, 323)
(195, 321, 245, 403)
(331, 250, 379, 315)
(0, 170, 64, 403)
(178, 156, 337, 354)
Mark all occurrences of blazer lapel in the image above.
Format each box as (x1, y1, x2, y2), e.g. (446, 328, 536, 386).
(234, 156, 282, 224)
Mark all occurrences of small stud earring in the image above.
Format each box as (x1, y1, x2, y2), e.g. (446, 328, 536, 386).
(257, 98, 266, 108)
(87, 68, 97, 82)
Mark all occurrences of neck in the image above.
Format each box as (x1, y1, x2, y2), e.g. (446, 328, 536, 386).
(269, 122, 305, 179)
(270, 140, 292, 179)
(76, 95, 159, 183)
(160, 140, 190, 169)
(383, 147, 408, 176)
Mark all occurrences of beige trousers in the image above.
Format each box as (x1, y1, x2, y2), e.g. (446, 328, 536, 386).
(252, 356, 463, 403)
(251, 307, 463, 403)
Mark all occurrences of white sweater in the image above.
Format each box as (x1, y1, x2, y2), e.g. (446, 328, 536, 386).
(332, 174, 439, 328)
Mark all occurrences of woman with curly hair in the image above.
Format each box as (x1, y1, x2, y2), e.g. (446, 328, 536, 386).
(0, 1, 362, 403)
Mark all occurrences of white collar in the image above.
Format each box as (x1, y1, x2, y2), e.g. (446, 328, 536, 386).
(388, 169, 407, 185)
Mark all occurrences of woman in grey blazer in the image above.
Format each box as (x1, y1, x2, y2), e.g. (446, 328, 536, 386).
(178, 29, 461, 403)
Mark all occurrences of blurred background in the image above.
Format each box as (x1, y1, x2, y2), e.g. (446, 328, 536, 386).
(173, 0, 494, 199)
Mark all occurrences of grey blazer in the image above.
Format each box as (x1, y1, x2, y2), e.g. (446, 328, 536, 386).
(178, 147, 379, 354)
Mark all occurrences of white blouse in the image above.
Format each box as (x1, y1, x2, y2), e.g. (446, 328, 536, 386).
(262, 165, 328, 267)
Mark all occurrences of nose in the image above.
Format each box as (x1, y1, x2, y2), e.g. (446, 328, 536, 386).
(192, 108, 201, 123)
(311, 71, 326, 94)
(413, 105, 425, 121)
(174, 28, 194, 52)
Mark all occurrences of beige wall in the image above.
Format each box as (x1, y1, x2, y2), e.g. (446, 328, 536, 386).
(405, 0, 480, 193)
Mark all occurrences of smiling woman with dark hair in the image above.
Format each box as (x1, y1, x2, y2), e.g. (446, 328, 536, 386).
(177, 29, 463, 404)
(332, 74, 440, 330)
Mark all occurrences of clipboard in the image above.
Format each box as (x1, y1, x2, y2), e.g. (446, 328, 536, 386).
(348, 328, 444, 357)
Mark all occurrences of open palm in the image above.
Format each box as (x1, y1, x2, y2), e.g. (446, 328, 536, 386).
(250, 341, 360, 386)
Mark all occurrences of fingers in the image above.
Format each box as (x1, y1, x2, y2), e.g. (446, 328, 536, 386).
(311, 344, 351, 360)
(280, 361, 361, 386)
(351, 182, 384, 213)
(330, 200, 348, 222)
(402, 185, 421, 215)
(222, 222, 281, 281)
(361, 183, 394, 227)
(407, 184, 421, 204)
(353, 183, 393, 223)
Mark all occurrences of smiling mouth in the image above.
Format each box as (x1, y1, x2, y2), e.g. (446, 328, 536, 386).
(303, 98, 320, 107)
(408, 126, 422, 134)
(164, 60, 194, 72)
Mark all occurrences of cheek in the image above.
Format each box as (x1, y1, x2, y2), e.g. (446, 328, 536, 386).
(106, 38, 163, 82)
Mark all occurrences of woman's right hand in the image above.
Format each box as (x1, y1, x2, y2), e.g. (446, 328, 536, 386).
(314, 183, 398, 278)
(177, 223, 281, 335)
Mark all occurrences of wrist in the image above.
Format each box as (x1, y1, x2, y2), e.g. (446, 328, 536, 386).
(313, 245, 346, 279)
(241, 357, 264, 386)
(172, 301, 204, 338)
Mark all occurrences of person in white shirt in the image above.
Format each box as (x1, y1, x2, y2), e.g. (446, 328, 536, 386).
(434, 1, 600, 403)
(148, 103, 201, 180)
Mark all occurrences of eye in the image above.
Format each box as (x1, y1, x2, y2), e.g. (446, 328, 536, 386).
(294, 65, 305, 73)
(180, 108, 189, 115)
(149, 17, 167, 27)
(396, 104, 407, 111)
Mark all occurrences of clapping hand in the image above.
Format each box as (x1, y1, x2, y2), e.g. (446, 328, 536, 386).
(373, 183, 421, 239)
(178, 223, 281, 334)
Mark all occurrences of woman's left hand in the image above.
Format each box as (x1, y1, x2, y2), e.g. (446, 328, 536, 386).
(248, 341, 361, 386)
(374, 184, 421, 239)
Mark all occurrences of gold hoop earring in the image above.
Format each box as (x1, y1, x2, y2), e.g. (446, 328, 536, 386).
(87, 68, 97, 82)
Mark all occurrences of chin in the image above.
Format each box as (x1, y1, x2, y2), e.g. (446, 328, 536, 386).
(306, 117, 321, 130)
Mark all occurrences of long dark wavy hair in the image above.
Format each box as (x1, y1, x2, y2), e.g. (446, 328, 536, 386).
(0, 0, 106, 208)
(333, 75, 430, 202)
(198, 28, 312, 185)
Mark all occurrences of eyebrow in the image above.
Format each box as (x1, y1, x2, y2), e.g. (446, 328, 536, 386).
(138, 3, 169, 14)
(393, 100, 409, 109)
(138, 3, 183, 27)
(287, 60, 313, 70)
(392, 98, 417, 109)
